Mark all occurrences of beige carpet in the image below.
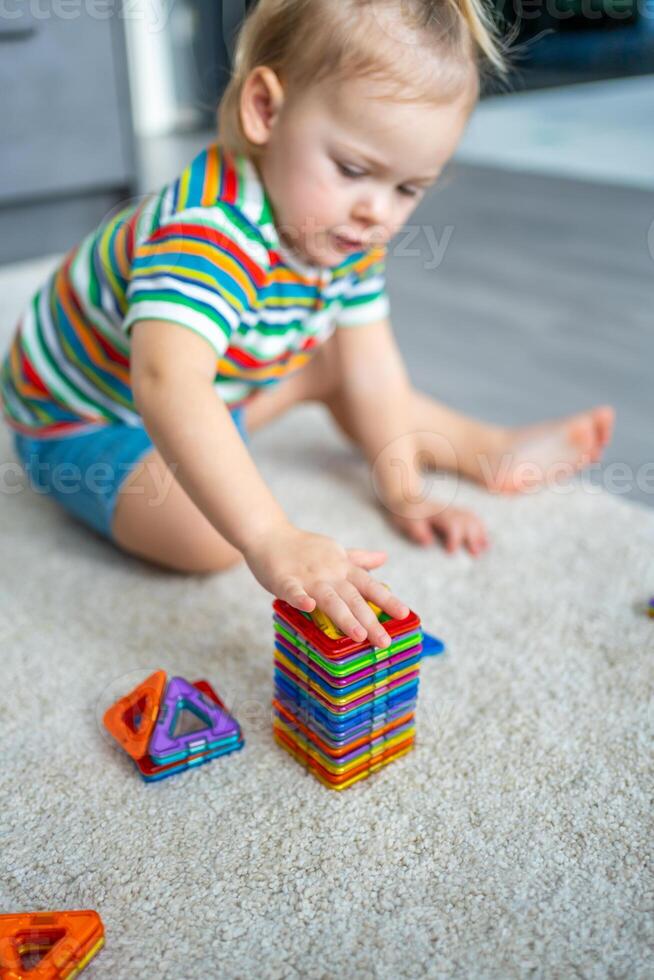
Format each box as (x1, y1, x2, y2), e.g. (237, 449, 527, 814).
(1, 258, 652, 978)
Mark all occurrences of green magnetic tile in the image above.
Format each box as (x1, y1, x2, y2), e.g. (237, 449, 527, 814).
(274, 619, 422, 677)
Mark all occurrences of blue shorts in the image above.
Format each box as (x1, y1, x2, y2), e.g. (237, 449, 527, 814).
(12, 406, 248, 543)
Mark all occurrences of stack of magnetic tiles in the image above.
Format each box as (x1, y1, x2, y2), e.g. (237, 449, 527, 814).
(272, 598, 423, 790)
(103, 670, 243, 782)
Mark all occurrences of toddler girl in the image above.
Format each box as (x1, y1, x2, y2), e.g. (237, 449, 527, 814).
(0, 0, 613, 649)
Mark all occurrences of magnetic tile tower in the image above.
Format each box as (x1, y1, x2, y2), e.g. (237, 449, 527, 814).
(272, 599, 423, 790)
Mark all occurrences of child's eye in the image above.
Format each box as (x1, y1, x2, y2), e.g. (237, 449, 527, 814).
(336, 160, 424, 198)
(336, 162, 365, 179)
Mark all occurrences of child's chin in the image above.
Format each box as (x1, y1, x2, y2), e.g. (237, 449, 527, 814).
(289, 236, 351, 269)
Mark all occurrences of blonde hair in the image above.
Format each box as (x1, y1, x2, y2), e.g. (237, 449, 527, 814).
(218, 0, 512, 162)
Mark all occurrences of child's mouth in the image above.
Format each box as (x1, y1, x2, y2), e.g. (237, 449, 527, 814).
(332, 233, 364, 253)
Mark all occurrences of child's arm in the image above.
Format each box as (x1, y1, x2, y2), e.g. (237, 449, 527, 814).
(332, 316, 421, 498)
(130, 319, 409, 647)
(333, 315, 478, 547)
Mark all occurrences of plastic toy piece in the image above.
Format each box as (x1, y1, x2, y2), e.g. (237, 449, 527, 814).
(148, 675, 241, 765)
(274, 598, 421, 660)
(274, 712, 415, 773)
(272, 597, 424, 790)
(137, 738, 244, 783)
(102, 670, 167, 761)
(307, 592, 389, 639)
(308, 608, 344, 639)
(274, 615, 422, 676)
(0, 910, 104, 979)
(421, 632, 446, 657)
(274, 651, 420, 707)
(275, 668, 419, 721)
(274, 723, 414, 791)
(135, 680, 244, 783)
(274, 633, 422, 689)
(274, 698, 415, 759)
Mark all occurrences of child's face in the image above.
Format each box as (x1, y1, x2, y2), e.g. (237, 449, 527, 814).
(248, 72, 476, 268)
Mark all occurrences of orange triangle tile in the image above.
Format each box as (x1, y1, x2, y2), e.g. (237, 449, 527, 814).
(0, 909, 104, 978)
(103, 669, 167, 760)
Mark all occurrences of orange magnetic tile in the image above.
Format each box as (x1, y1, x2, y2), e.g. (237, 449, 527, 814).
(103, 669, 167, 760)
(0, 910, 104, 979)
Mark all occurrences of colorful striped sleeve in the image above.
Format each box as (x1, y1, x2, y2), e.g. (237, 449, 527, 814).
(123, 206, 269, 358)
(335, 245, 391, 328)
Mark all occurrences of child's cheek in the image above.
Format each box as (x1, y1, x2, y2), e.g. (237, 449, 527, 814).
(289, 179, 325, 228)
(304, 171, 338, 225)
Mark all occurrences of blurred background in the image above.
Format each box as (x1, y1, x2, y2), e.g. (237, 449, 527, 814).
(1, 0, 652, 503)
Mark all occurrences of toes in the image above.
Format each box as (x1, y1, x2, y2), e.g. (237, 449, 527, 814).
(568, 414, 597, 456)
(594, 405, 615, 449)
(569, 406, 615, 469)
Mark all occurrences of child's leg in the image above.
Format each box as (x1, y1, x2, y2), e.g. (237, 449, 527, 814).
(111, 447, 244, 574)
(407, 392, 615, 493)
(244, 336, 614, 499)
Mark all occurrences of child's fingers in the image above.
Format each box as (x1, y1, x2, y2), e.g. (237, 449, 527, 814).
(464, 517, 489, 557)
(349, 568, 409, 622)
(279, 577, 316, 612)
(413, 520, 435, 547)
(395, 515, 434, 547)
(343, 589, 392, 648)
(463, 514, 485, 556)
(441, 517, 464, 553)
(341, 581, 393, 648)
(345, 548, 387, 570)
(310, 581, 391, 648)
(309, 583, 369, 645)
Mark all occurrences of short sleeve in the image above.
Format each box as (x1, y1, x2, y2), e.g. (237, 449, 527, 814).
(123, 208, 267, 359)
(334, 245, 391, 328)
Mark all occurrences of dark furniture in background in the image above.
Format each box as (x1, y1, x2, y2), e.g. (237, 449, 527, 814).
(492, 0, 654, 91)
(0, 7, 136, 264)
(168, 0, 254, 129)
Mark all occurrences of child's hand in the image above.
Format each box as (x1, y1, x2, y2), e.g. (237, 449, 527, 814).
(388, 501, 489, 556)
(242, 521, 410, 648)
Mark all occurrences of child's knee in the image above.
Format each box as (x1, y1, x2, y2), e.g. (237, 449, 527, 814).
(170, 547, 244, 576)
(113, 524, 244, 575)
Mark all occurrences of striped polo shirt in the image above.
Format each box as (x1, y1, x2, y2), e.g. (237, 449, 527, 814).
(0, 142, 390, 439)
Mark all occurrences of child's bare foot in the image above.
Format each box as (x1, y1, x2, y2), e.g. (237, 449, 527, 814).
(472, 405, 615, 495)
(389, 502, 489, 556)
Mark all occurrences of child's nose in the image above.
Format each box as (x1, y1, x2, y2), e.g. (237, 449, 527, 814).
(352, 192, 391, 235)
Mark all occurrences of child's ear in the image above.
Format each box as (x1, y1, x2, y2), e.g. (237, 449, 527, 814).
(240, 66, 285, 146)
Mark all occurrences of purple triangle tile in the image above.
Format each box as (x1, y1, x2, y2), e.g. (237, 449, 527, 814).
(148, 676, 240, 761)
